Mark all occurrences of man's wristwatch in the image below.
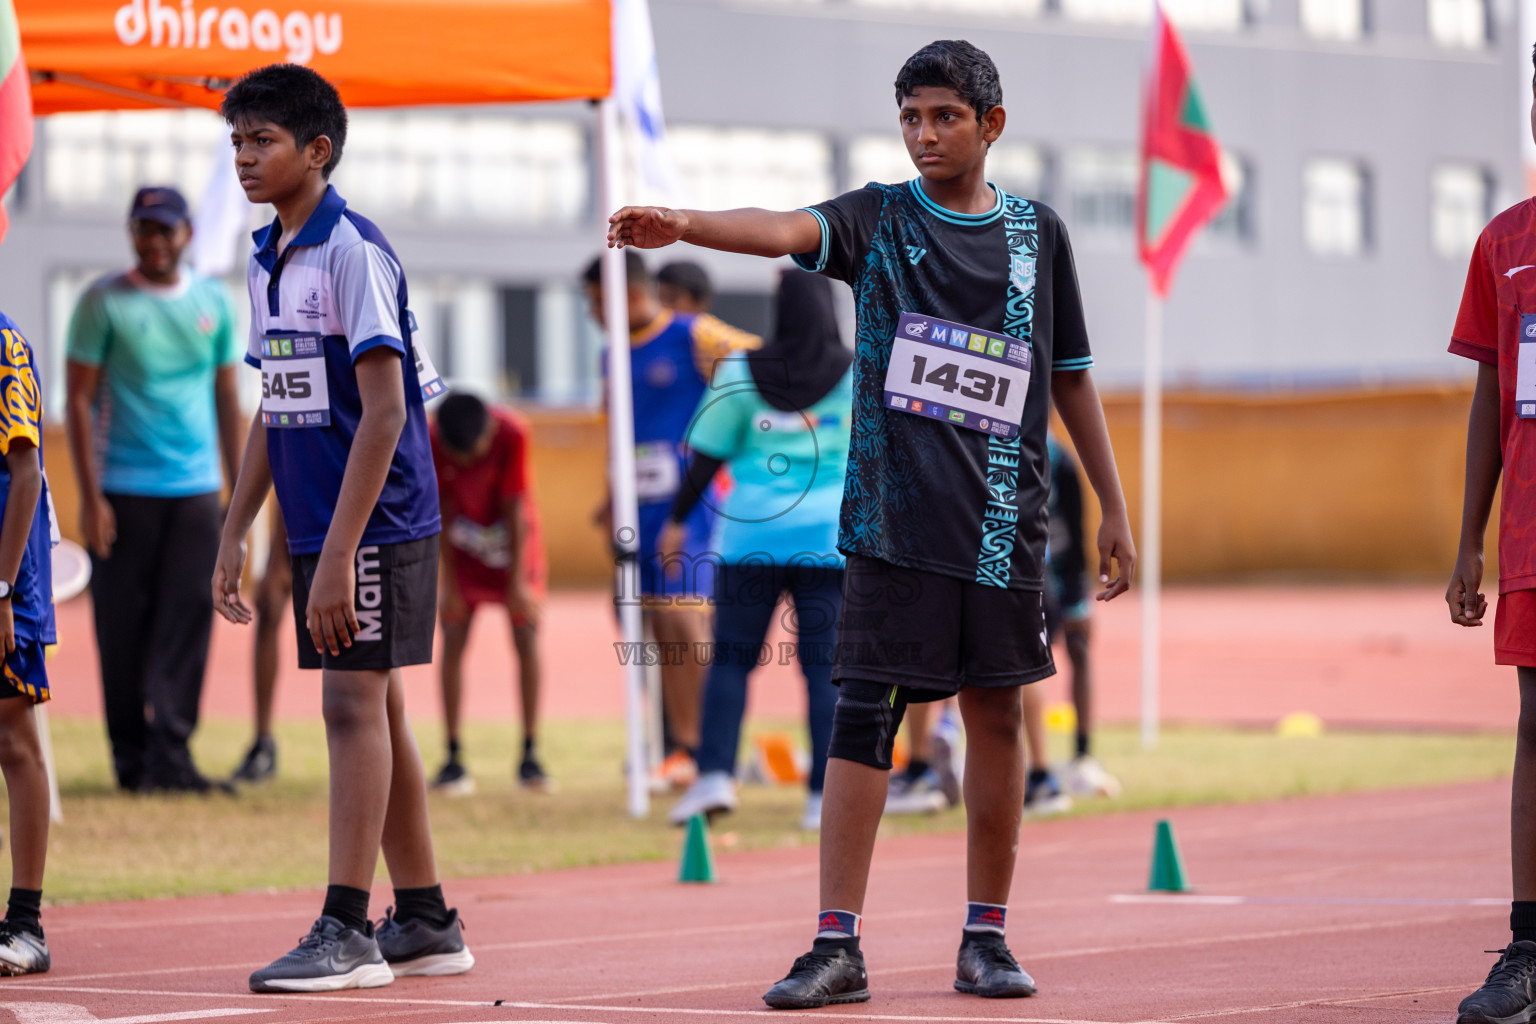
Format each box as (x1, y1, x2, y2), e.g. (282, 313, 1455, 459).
(0, 581, 16, 601)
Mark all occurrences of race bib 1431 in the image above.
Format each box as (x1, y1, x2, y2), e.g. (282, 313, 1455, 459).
(882, 312, 1030, 438)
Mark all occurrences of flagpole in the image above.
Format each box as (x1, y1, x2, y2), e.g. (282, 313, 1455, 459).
(596, 96, 650, 819)
(1141, 290, 1163, 752)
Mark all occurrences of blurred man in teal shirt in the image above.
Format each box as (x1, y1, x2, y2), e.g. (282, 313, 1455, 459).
(65, 186, 244, 793)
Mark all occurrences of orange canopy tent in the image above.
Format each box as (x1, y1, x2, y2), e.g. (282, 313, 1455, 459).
(19, 0, 610, 112)
(17, 0, 660, 819)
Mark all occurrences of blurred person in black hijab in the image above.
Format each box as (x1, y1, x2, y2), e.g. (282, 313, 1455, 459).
(661, 270, 853, 831)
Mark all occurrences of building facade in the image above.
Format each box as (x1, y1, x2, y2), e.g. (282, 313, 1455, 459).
(0, 0, 1523, 413)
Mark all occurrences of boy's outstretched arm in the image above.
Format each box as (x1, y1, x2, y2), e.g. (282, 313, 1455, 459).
(608, 207, 821, 258)
(1052, 369, 1135, 600)
(1448, 361, 1502, 626)
(213, 410, 274, 625)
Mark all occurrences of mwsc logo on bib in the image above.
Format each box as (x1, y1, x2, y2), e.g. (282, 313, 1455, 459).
(114, 1, 342, 65)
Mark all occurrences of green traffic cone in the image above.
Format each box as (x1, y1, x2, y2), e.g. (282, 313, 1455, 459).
(678, 813, 716, 883)
(1148, 819, 1189, 892)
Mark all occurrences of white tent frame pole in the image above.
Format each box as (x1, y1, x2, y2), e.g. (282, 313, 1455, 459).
(595, 96, 649, 818)
(1140, 291, 1163, 751)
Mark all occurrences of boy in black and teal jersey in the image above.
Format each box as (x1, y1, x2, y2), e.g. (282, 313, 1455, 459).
(610, 40, 1135, 1008)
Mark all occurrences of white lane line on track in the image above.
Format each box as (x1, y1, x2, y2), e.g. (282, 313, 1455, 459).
(539, 908, 1480, 1004)
(1158, 983, 1470, 1020)
(1109, 894, 1507, 907)
(3, 909, 1478, 1021)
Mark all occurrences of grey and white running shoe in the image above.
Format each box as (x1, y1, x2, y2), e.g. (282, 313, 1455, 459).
(375, 906, 475, 977)
(0, 923, 49, 976)
(248, 916, 393, 993)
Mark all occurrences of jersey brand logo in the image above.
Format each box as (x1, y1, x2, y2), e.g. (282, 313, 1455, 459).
(905, 246, 927, 265)
(354, 546, 384, 642)
(1508, 265, 1536, 279)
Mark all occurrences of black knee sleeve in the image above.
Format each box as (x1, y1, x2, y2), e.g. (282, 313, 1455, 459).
(828, 678, 910, 770)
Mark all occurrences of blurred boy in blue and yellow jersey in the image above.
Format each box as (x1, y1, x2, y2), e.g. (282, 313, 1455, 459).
(0, 311, 59, 976)
(64, 185, 244, 794)
(584, 251, 758, 785)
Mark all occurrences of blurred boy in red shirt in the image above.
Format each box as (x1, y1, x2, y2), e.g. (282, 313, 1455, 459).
(430, 393, 550, 794)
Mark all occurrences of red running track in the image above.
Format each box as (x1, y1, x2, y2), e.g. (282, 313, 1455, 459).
(39, 584, 1521, 731)
(0, 778, 1511, 1022)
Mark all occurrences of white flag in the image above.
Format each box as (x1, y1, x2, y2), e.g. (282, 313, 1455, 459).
(611, 0, 687, 206)
(190, 137, 250, 278)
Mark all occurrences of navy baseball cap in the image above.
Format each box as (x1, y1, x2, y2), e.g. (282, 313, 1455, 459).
(129, 186, 190, 227)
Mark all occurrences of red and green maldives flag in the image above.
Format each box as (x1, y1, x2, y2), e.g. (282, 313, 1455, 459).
(0, 0, 30, 246)
(1137, 2, 1227, 297)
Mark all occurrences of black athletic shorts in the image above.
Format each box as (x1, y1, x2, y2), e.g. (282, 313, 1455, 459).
(291, 536, 438, 671)
(832, 553, 1054, 702)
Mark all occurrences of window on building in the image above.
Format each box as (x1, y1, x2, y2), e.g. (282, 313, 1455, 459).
(1431, 164, 1491, 259)
(854, 0, 1041, 13)
(1428, 0, 1487, 48)
(1207, 151, 1254, 243)
(669, 127, 833, 213)
(333, 113, 587, 227)
(1061, 0, 1243, 29)
(1065, 146, 1137, 236)
(43, 110, 226, 213)
(1303, 157, 1369, 256)
(1300, 0, 1365, 40)
(847, 136, 1049, 201)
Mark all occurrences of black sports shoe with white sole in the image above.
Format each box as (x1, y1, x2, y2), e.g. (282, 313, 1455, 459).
(375, 906, 475, 977)
(1459, 942, 1536, 1023)
(249, 916, 393, 993)
(762, 945, 870, 1009)
(955, 932, 1036, 998)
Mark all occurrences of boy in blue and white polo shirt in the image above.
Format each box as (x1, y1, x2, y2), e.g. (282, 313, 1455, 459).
(211, 64, 470, 994)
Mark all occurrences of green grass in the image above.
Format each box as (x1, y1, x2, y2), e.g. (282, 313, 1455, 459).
(13, 715, 1515, 904)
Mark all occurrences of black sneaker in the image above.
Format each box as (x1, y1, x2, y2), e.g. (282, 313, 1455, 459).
(762, 945, 870, 1009)
(231, 737, 277, 784)
(249, 916, 394, 993)
(375, 906, 475, 977)
(955, 932, 1036, 998)
(518, 754, 556, 793)
(1459, 941, 1536, 1023)
(430, 760, 475, 797)
(143, 765, 237, 796)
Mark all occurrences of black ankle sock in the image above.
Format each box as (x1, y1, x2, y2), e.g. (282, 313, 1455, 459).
(812, 934, 859, 956)
(6, 888, 41, 937)
(906, 759, 930, 779)
(522, 735, 536, 758)
(321, 884, 371, 933)
(394, 884, 452, 929)
(1027, 767, 1050, 785)
(1075, 733, 1090, 758)
(447, 739, 462, 763)
(1512, 901, 1536, 943)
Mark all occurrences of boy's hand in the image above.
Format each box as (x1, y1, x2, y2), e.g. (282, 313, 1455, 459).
(307, 553, 358, 656)
(608, 207, 688, 249)
(81, 493, 116, 559)
(440, 583, 468, 626)
(1447, 547, 1488, 626)
(0, 600, 16, 655)
(1096, 510, 1136, 601)
(212, 538, 252, 625)
(508, 581, 541, 626)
